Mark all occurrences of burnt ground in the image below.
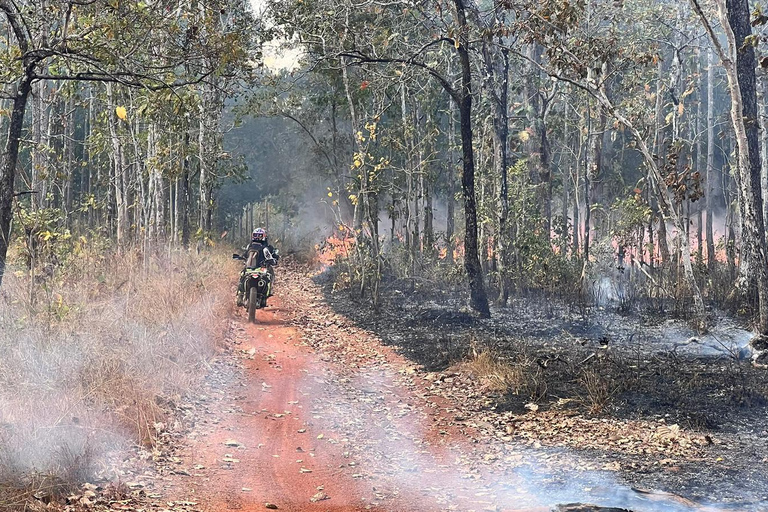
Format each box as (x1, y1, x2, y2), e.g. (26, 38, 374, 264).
(315, 269, 768, 508)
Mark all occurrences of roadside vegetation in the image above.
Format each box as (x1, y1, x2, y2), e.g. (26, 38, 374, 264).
(0, 245, 230, 509)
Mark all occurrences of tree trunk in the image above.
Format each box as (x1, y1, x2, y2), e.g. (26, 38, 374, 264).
(479, 22, 511, 304)
(572, 167, 580, 257)
(414, 106, 422, 262)
(423, 170, 434, 257)
(179, 129, 190, 248)
(762, 73, 768, 233)
(695, 58, 705, 264)
(0, 75, 33, 287)
(63, 94, 75, 225)
(106, 83, 128, 248)
(583, 101, 592, 264)
(706, 49, 716, 271)
(454, 0, 490, 317)
(446, 88, 456, 263)
(31, 81, 44, 212)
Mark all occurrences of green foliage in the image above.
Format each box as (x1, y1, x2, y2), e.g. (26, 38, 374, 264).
(13, 207, 74, 269)
(609, 194, 652, 248)
(501, 161, 581, 296)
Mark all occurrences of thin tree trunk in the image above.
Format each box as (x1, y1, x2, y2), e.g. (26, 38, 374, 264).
(572, 168, 580, 257)
(106, 83, 127, 248)
(31, 81, 44, 212)
(761, 69, 768, 241)
(479, 22, 511, 304)
(180, 130, 191, 249)
(696, 60, 705, 263)
(63, 94, 75, 225)
(446, 88, 456, 263)
(706, 49, 716, 271)
(423, 169, 434, 257)
(583, 100, 592, 264)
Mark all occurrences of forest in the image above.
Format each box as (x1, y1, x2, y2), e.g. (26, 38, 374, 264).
(2, 0, 768, 510)
(0, 0, 766, 328)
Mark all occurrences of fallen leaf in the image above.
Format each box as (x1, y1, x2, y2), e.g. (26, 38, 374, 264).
(310, 491, 329, 502)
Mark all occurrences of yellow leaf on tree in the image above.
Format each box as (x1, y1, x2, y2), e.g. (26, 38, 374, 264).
(115, 106, 128, 121)
(518, 130, 530, 142)
(677, 103, 684, 116)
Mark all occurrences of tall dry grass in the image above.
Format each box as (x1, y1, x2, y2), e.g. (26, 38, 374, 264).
(0, 248, 232, 506)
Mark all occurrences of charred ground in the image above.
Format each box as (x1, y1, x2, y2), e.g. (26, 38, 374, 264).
(315, 267, 768, 507)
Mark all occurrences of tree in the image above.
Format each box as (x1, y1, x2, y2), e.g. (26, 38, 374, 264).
(525, 0, 708, 328)
(0, 0, 255, 284)
(692, 0, 768, 333)
(270, 0, 491, 316)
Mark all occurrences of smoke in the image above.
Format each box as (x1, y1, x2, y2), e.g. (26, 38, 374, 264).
(0, 252, 229, 489)
(297, 346, 750, 512)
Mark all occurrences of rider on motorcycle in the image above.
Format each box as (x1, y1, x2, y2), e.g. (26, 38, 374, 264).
(236, 228, 279, 306)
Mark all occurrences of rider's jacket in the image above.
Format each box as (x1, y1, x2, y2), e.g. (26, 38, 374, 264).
(241, 240, 279, 268)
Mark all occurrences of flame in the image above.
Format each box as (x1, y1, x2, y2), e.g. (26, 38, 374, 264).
(315, 231, 354, 266)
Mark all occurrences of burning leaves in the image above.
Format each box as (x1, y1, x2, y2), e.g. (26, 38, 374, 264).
(314, 230, 354, 267)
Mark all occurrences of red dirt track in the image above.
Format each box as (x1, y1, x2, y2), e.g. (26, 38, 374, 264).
(154, 273, 554, 512)
(162, 300, 398, 511)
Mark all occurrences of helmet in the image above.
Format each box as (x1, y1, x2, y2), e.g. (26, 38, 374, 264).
(252, 227, 266, 242)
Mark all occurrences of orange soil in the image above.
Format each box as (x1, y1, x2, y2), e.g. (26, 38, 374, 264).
(155, 292, 550, 512)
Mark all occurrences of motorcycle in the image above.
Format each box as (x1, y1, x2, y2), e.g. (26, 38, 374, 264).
(233, 250, 276, 323)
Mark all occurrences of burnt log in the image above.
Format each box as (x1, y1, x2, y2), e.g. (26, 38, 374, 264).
(554, 505, 632, 512)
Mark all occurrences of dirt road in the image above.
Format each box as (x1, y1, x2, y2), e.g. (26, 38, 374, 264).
(159, 301, 390, 511)
(141, 269, 727, 512)
(142, 270, 555, 512)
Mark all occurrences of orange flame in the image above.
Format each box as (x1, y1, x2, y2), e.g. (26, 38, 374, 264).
(315, 231, 355, 266)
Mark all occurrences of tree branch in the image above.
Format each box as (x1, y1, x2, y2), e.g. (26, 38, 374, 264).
(0, 0, 30, 55)
(338, 50, 459, 103)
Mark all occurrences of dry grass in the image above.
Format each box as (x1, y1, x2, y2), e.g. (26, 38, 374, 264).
(460, 346, 547, 401)
(0, 248, 232, 506)
(462, 350, 520, 394)
(578, 369, 615, 415)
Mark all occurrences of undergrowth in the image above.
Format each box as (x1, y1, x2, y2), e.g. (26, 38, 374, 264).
(0, 246, 231, 508)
